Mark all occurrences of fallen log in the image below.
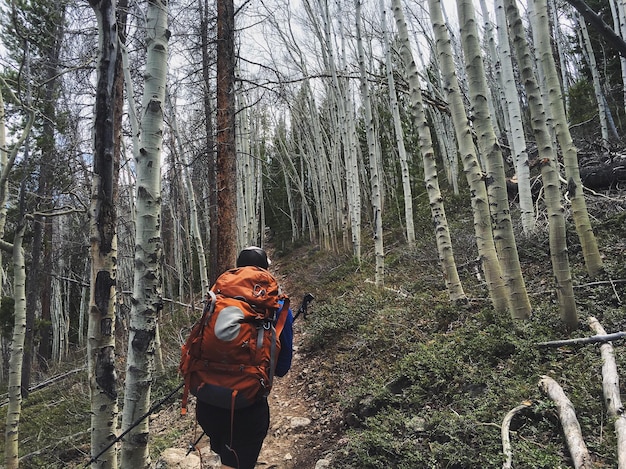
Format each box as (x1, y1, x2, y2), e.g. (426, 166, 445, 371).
(537, 332, 626, 347)
(501, 401, 532, 469)
(588, 317, 626, 468)
(538, 376, 593, 469)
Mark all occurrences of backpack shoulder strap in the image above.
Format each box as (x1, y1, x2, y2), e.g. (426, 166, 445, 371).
(274, 296, 290, 336)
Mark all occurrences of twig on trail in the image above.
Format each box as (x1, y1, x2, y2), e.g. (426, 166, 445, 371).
(502, 401, 532, 469)
(538, 376, 593, 469)
(536, 332, 626, 347)
(587, 317, 626, 468)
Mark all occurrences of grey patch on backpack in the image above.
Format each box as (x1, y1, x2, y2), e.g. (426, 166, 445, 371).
(214, 305, 245, 341)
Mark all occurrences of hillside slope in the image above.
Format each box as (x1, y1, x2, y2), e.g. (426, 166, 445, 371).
(4, 193, 626, 468)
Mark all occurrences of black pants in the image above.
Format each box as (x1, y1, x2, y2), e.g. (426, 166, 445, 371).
(196, 398, 270, 469)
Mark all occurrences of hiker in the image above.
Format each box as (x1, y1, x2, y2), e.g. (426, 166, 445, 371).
(195, 246, 294, 469)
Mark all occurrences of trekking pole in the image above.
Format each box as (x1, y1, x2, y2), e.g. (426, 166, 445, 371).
(292, 293, 314, 322)
(186, 431, 206, 456)
(84, 381, 184, 467)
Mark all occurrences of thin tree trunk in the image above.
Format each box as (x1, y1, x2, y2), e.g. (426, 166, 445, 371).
(215, 0, 237, 273)
(457, 0, 531, 319)
(0, 81, 34, 469)
(504, 0, 578, 328)
(538, 376, 593, 469)
(86, 0, 122, 466)
(494, 0, 535, 234)
(381, 0, 415, 247)
(428, 0, 509, 313)
(355, 0, 384, 287)
(587, 317, 626, 468)
(167, 93, 209, 297)
(534, 0, 604, 278)
(392, 0, 466, 303)
(4, 225, 25, 469)
(120, 0, 168, 466)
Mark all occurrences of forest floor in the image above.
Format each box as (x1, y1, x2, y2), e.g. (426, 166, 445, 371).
(7, 185, 626, 469)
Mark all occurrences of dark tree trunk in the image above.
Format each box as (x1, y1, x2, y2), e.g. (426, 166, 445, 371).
(200, 0, 219, 285)
(215, 0, 237, 276)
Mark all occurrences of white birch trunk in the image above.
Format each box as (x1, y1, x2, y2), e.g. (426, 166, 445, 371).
(356, 0, 384, 287)
(86, 2, 120, 467)
(428, 0, 509, 313)
(538, 376, 593, 469)
(550, 0, 571, 109)
(495, 0, 535, 234)
(457, 0, 531, 319)
(504, 0, 578, 328)
(381, 0, 415, 247)
(392, 0, 466, 303)
(4, 225, 25, 469)
(611, 0, 626, 114)
(577, 14, 609, 143)
(533, 0, 604, 278)
(120, 0, 168, 466)
(587, 317, 626, 468)
(166, 93, 209, 296)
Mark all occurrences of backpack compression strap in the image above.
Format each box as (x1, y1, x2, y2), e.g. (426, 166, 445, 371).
(180, 292, 217, 415)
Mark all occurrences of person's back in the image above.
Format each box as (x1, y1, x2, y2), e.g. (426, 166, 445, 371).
(194, 247, 293, 469)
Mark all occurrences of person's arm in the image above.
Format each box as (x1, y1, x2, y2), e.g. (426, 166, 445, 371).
(275, 307, 293, 377)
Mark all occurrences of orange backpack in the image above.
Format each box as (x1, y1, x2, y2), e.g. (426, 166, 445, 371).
(179, 266, 289, 413)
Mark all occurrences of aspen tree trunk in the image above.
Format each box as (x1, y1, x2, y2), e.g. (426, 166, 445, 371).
(504, 0, 578, 328)
(4, 225, 25, 469)
(609, 0, 626, 114)
(0, 76, 35, 469)
(215, 0, 238, 273)
(381, 0, 415, 247)
(428, 0, 509, 313)
(166, 94, 209, 296)
(120, 1, 168, 466)
(391, 0, 466, 303)
(355, 0, 384, 287)
(550, 0, 571, 110)
(457, 0, 531, 319)
(494, 0, 535, 234)
(534, 0, 603, 278)
(577, 14, 610, 143)
(87, 0, 121, 467)
(413, 50, 460, 195)
(587, 317, 626, 468)
(0, 79, 33, 468)
(0, 91, 6, 298)
(477, 0, 504, 138)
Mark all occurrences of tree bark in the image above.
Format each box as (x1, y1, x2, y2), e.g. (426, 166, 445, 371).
(587, 317, 626, 468)
(120, 0, 168, 467)
(494, 0, 535, 234)
(538, 376, 593, 469)
(456, 0, 531, 319)
(391, 0, 466, 303)
(428, 0, 509, 313)
(355, 0, 384, 287)
(4, 225, 26, 469)
(534, 0, 604, 278)
(215, 0, 238, 274)
(504, 0, 578, 328)
(86, 0, 121, 467)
